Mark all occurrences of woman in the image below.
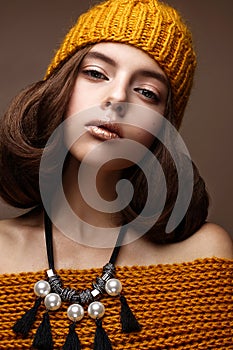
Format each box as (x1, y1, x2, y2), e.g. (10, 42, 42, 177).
(0, 0, 232, 349)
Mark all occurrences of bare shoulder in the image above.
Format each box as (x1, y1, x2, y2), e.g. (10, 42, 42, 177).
(0, 208, 43, 237)
(0, 217, 20, 243)
(190, 222, 233, 259)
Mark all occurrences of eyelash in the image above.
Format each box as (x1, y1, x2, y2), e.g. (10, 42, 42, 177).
(134, 88, 160, 103)
(82, 69, 108, 80)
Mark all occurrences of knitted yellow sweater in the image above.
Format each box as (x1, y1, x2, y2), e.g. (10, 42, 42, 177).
(0, 258, 232, 349)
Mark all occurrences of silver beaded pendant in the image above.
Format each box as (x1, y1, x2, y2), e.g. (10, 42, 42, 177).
(32, 265, 122, 327)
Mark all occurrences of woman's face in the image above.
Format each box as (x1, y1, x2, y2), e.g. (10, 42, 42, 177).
(66, 42, 168, 167)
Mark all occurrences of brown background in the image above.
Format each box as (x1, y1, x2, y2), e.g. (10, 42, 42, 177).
(0, 1, 232, 236)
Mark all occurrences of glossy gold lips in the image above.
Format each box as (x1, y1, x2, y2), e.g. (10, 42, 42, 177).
(85, 122, 121, 141)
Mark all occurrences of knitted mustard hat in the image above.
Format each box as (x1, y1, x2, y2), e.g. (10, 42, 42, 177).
(46, 0, 196, 128)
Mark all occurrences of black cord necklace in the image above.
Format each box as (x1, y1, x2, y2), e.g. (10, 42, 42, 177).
(13, 210, 141, 350)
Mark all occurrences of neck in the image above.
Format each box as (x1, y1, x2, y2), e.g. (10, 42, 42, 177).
(62, 156, 123, 227)
(50, 156, 127, 247)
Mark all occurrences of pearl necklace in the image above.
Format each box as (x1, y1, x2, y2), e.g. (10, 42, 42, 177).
(38, 211, 125, 319)
(13, 211, 141, 349)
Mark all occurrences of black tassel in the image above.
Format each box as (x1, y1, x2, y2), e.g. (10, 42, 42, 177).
(13, 297, 42, 337)
(93, 318, 112, 350)
(63, 322, 81, 350)
(120, 295, 141, 333)
(32, 311, 53, 350)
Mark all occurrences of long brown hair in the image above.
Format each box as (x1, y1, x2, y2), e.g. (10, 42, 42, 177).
(0, 45, 209, 243)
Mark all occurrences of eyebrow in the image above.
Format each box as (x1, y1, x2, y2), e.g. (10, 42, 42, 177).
(84, 51, 168, 87)
(84, 51, 117, 67)
(137, 69, 168, 87)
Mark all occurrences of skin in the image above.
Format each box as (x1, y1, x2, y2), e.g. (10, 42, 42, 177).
(0, 43, 232, 274)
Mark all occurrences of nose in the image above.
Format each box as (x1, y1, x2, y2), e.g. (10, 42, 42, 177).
(112, 101, 127, 118)
(101, 82, 128, 118)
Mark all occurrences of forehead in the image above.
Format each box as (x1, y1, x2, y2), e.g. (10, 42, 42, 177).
(85, 42, 167, 79)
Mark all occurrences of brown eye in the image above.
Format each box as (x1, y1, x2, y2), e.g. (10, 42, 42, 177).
(83, 69, 108, 80)
(134, 88, 160, 103)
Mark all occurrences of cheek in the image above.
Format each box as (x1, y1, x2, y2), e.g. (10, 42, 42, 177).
(123, 104, 164, 147)
(66, 91, 83, 118)
(66, 78, 92, 118)
(66, 78, 106, 118)
(134, 129, 155, 149)
(123, 117, 161, 150)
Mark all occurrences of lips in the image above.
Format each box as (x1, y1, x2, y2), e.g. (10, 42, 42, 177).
(85, 121, 122, 141)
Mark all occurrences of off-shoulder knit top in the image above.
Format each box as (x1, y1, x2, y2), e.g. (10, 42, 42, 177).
(0, 258, 232, 349)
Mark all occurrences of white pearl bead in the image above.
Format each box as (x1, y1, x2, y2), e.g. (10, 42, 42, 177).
(87, 301, 105, 319)
(44, 293, 62, 311)
(34, 280, 51, 298)
(67, 304, 84, 322)
(105, 278, 122, 296)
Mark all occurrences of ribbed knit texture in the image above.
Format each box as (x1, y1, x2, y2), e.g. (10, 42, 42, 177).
(45, 0, 196, 129)
(0, 258, 232, 349)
